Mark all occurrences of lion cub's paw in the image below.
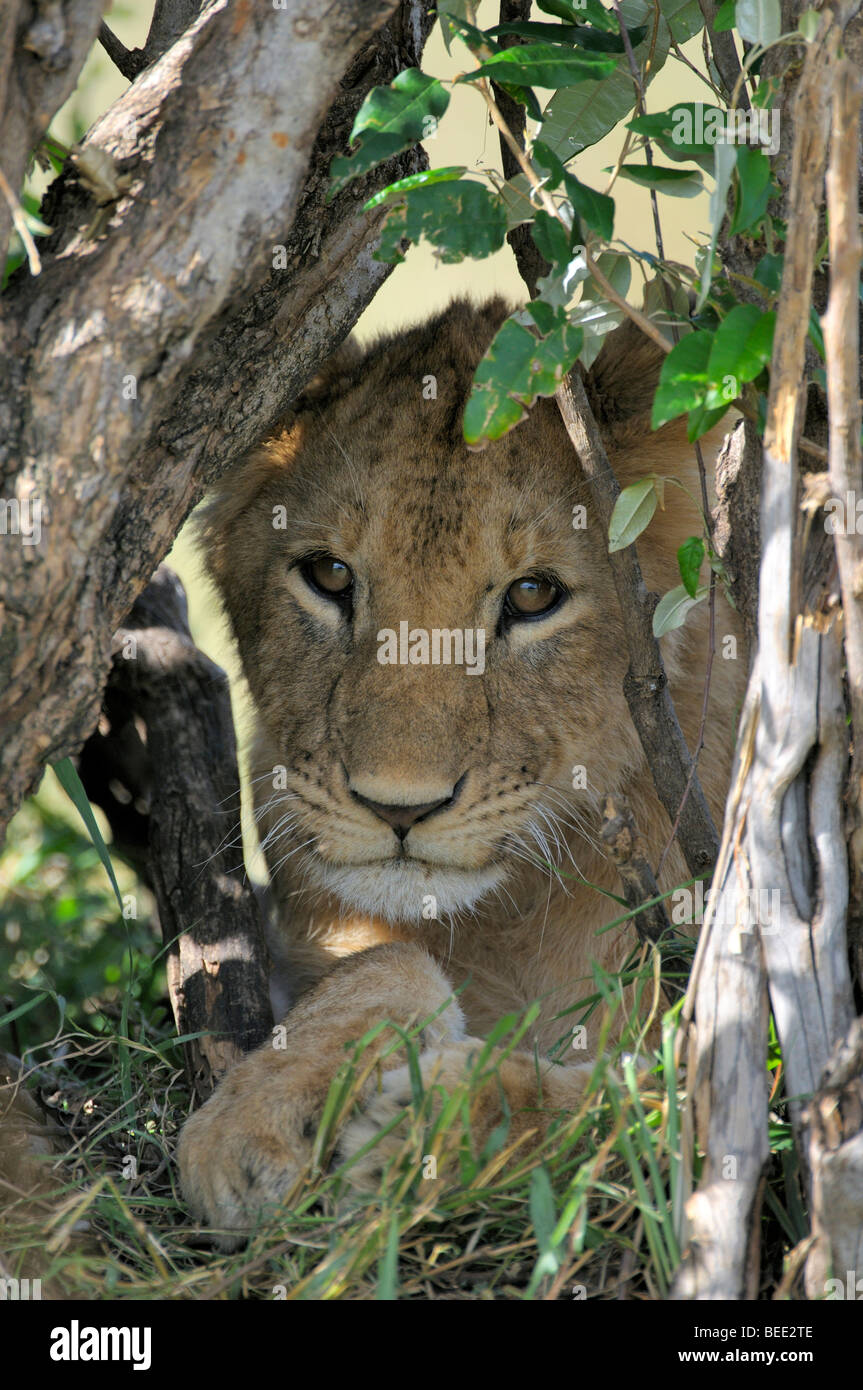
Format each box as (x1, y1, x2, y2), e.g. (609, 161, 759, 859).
(336, 1042, 596, 1195)
(178, 943, 466, 1245)
(177, 1055, 314, 1248)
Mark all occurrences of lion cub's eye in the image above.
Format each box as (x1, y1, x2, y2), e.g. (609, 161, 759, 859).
(504, 575, 563, 620)
(301, 554, 354, 601)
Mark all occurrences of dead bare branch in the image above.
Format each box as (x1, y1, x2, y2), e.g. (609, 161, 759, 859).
(673, 0, 861, 1300)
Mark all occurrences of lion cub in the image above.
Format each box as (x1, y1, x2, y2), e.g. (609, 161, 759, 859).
(178, 298, 743, 1243)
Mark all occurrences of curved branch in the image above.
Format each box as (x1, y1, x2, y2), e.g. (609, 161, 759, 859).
(0, 0, 434, 836)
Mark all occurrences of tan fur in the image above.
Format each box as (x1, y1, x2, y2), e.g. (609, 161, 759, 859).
(178, 298, 745, 1242)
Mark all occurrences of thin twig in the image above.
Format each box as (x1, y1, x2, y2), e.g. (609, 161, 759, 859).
(610, 0, 667, 269)
(0, 167, 42, 275)
(583, 246, 673, 351)
(556, 372, 720, 879)
(600, 795, 689, 1002)
(669, 36, 723, 99)
(476, 80, 559, 223)
(697, 0, 752, 107)
(477, 37, 718, 879)
(98, 22, 150, 81)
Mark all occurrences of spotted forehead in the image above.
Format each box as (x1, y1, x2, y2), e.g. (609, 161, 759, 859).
(287, 395, 580, 573)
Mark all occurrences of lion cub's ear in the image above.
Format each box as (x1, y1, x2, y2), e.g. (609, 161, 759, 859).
(583, 316, 667, 437)
(197, 335, 365, 584)
(291, 335, 364, 411)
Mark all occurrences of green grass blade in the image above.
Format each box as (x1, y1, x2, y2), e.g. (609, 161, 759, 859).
(52, 758, 123, 911)
(377, 1212, 400, 1300)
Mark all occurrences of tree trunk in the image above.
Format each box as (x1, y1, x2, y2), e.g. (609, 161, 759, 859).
(0, 0, 434, 838)
(672, 0, 863, 1300)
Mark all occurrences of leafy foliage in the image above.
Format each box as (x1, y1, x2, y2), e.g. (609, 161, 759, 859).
(329, 70, 450, 195)
(318, 1, 824, 641)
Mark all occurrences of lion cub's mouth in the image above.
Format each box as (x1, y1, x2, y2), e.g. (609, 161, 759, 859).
(315, 857, 506, 924)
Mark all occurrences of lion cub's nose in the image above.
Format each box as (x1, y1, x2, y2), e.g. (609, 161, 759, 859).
(350, 788, 455, 840)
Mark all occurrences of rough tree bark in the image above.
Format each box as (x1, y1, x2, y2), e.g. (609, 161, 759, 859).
(0, 1, 104, 255)
(80, 565, 273, 1097)
(0, 0, 434, 838)
(672, 0, 863, 1301)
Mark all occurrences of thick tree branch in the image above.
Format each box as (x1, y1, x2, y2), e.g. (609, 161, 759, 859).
(697, 0, 750, 107)
(97, 24, 150, 82)
(823, 60, 863, 943)
(493, 0, 550, 297)
(99, 1, 207, 81)
(0, 0, 434, 839)
(0, 0, 103, 254)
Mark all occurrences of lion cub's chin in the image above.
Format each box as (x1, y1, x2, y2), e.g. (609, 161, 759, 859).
(317, 859, 505, 924)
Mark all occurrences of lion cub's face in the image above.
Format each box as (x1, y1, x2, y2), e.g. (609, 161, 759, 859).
(204, 301, 689, 924)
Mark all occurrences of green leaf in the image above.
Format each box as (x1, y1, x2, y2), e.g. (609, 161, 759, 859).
(798, 7, 820, 41)
(534, 244, 590, 310)
(0, 993, 50, 1029)
(695, 140, 736, 311)
(498, 176, 536, 230)
(617, 163, 702, 198)
(687, 400, 730, 441)
(52, 758, 123, 912)
(497, 81, 544, 122)
(533, 141, 614, 238)
(642, 274, 693, 331)
(729, 145, 771, 236)
(374, 180, 508, 264)
(363, 165, 466, 209)
(464, 316, 583, 446)
(677, 536, 705, 598)
(441, 9, 500, 56)
(653, 583, 708, 637)
(714, 0, 736, 30)
(627, 104, 725, 167)
(704, 305, 775, 407)
(530, 1165, 558, 1251)
(570, 289, 625, 367)
(608, 477, 659, 552)
(660, 0, 704, 42)
(537, 0, 616, 25)
(329, 70, 450, 195)
(539, 4, 668, 159)
(489, 20, 647, 52)
(377, 1213, 400, 1300)
(735, 0, 781, 46)
(567, 172, 615, 238)
(754, 251, 783, 295)
(593, 251, 632, 305)
(525, 298, 561, 335)
(440, 1, 477, 52)
(531, 209, 573, 267)
(457, 42, 616, 89)
(651, 330, 714, 428)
